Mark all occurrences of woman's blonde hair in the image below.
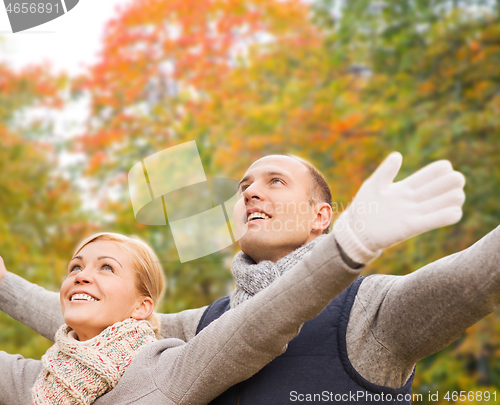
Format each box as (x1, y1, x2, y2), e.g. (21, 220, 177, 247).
(72, 232, 166, 338)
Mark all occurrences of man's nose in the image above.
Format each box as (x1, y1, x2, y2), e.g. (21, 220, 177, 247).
(243, 183, 263, 203)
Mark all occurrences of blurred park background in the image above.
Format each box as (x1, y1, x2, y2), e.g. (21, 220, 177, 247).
(1, 0, 500, 403)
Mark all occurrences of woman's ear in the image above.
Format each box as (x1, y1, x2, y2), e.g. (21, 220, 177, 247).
(131, 296, 154, 320)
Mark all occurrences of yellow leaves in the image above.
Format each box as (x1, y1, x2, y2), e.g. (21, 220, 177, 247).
(330, 112, 363, 137)
(470, 39, 480, 52)
(0, 63, 64, 112)
(79, 129, 124, 151)
(418, 81, 436, 95)
(86, 150, 108, 176)
(465, 80, 491, 101)
(0, 61, 97, 358)
(245, 135, 270, 150)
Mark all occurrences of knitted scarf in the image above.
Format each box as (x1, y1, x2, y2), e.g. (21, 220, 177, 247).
(32, 318, 157, 405)
(230, 234, 327, 308)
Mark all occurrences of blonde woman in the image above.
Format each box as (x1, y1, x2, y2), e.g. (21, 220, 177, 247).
(0, 230, 362, 404)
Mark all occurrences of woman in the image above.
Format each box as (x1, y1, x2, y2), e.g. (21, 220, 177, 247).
(0, 231, 362, 404)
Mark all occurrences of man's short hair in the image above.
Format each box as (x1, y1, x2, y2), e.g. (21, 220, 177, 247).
(283, 154, 333, 234)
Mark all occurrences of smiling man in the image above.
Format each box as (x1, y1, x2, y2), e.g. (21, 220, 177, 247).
(233, 155, 332, 263)
(1, 152, 500, 405)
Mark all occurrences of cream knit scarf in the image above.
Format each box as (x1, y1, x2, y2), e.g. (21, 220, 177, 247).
(230, 234, 327, 308)
(32, 318, 157, 405)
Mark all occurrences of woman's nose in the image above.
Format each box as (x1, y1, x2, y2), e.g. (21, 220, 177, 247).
(74, 268, 93, 284)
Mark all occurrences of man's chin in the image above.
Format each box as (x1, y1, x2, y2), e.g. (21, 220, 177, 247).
(238, 223, 271, 240)
(234, 220, 269, 242)
(238, 229, 275, 255)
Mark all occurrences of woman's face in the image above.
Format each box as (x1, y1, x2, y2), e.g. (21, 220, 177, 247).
(60, 240, 149, 341)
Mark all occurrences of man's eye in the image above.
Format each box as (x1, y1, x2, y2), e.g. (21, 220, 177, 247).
(241, 185, 249, 191)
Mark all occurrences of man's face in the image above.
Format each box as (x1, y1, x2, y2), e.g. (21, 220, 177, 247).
(233, 156, 320, 263)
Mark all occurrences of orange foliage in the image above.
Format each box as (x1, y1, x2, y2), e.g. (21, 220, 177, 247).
(75, 0, 319, 176)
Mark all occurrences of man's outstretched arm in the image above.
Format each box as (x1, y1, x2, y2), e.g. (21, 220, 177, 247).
(330, 152, 471, 388)
(348, 224, 500, 389)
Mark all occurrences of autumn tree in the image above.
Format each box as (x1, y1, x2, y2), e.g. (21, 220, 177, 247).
(320, 1, 500, 400)
(0, 62, 91, 359)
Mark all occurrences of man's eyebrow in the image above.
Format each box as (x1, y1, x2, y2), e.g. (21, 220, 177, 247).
(238, 176, 251, 191)
(69, 255, 123, 268)
(263, 171, 290, 179)
(238, 171, 291, 191)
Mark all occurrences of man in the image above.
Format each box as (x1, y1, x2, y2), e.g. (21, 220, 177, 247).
(1, 152, 499, 404)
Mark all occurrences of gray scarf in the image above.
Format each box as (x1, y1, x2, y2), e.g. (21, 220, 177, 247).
(230, 234, 327, 308)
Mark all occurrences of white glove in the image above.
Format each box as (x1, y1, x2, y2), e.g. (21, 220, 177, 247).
(332, 152, 465, 264)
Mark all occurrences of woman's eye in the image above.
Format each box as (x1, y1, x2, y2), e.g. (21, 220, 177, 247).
(241, 185, 249, 191)
(271, 179, 282, 185)
(69, 265, 81, 273)
(102, 264, 114, 272)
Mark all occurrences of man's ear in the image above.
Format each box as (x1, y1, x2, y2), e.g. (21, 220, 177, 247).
(312, 203, 332, 234)
(131, 296, 155, 320)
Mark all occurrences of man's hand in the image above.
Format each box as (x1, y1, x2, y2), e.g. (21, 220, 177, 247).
(0, 256, 7, 283)
(333, 152, 465, 264)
